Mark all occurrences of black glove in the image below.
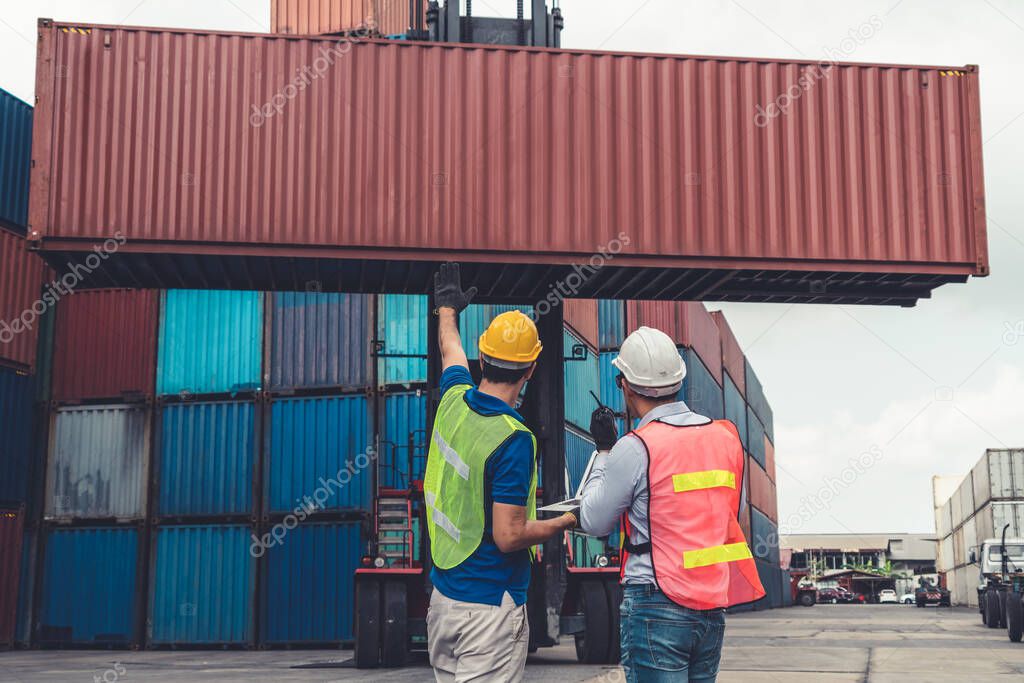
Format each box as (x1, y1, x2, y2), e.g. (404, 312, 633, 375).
(433, 262, 477, 313)
(590, 406, 618, 451)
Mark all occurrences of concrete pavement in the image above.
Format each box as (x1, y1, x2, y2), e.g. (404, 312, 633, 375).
(2, 604, 1023, 681)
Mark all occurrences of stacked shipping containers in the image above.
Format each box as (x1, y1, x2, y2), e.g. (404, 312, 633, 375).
(0, 86, 37, 649)
(934, 450, 1024, 607)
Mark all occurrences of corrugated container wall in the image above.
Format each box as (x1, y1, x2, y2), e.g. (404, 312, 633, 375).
(158, 402, 256, 516)
(711, 311, 745, 394)
(31, 25, 988, 304)
(765, 435, 776, 482)
(627, 302, 722, 382)
(564, 329, 600, 432)
(0, 508, 24, 647)
(38, 527, 138, 645)
(598, 352, 627, 436)
(157, 290, 263, 396)
(377, 295, 427, 385)
(267, 396, 372, 513)
(747, 411, 767, 473)
(0, 367, 33, 504)
(45, 405, 149, 520)
(563, 299, 599, 352)
(51, 289, 158, 401)
(271, 0, 423, 36)
(565, 427, 596, 494)
(380, 391, 427, 489)
(957, 473, 975, 525)
(261, 522, 361, 643)
(723, 374, 748, 453)
(598, 300, 625, 350)
(269, 292, 371, 391)
(14, 527, 34, 645)
(745, 361, 774, 441)
(972, 449, 1024, 507)
(751, 507, 780, 565)
(0, 88, 31, 232)
(680, 348, 724, 421)
(149, 525, 253, 645)
(749, 459, 778, 523)
(0, 227, 45, 370)
(936, 500, 952, 540)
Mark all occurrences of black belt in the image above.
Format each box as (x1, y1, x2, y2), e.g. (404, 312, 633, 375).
(623, 538, 652, 554)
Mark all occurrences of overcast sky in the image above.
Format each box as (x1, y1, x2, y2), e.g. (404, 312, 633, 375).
(2, 1, 1021, 538)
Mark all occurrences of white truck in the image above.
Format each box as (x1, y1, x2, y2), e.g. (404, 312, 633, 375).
(972, 525, 1024, 642)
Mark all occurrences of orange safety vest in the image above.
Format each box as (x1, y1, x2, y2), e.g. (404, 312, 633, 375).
(620, 419, 766, 611)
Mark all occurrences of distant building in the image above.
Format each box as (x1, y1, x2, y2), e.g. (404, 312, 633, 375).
(781, 533, 938, 597)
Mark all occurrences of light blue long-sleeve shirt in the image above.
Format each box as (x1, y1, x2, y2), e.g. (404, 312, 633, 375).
(580, 401, 742, 585)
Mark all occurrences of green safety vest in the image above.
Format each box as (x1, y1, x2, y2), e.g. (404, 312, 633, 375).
(424, 384, 538, 570)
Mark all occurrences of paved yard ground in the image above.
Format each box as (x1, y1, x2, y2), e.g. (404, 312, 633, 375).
(2, 605, 1023, 682)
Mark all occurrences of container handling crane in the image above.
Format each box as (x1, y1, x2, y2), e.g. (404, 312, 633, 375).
(350, 1, 623, 668)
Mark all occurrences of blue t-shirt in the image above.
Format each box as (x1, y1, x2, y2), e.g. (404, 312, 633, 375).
(429, 365, 535, 607)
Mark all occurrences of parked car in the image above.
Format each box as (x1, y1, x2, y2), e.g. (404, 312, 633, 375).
(817, 588, 857, 604)
(879, 589, 899, 604)
(900, 592, 916, 604)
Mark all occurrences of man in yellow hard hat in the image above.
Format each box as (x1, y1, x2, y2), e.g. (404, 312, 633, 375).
(425, 262, 577, 683)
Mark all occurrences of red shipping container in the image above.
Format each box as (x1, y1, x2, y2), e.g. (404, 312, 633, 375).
(626, 301, 722, 383)
(271, 0, 425, 36)
(711, 310, 745, 395)
(749, 456, 778, 523)
(563, 299, 598, 352)
(29, 22, 987, 305)
(766, 434, 776, 483)
(0, 227, 47, 371)
(51, 289, 159, 401)
(0, 507, 24, 647)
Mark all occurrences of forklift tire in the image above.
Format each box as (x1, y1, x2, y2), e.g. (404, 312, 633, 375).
(575, 580, 611, 665)
(799, 592, 815, 607)
(354, 578, 382, 668)
(604, 580, 623, 665)
(381, 580, 409, 668)
(1007, 594, 1023, 643)
(999, 590, 1009, 629)
(982, 592, 990, 626)
(985, 590, 1001, 629)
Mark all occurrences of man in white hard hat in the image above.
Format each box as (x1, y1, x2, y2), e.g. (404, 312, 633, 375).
(579, 326, 764, 683)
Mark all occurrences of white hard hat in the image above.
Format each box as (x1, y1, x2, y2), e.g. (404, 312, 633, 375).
(612, 326, 686, 398)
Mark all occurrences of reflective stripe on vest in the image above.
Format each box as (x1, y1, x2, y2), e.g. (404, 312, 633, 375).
(423, 384, 538, 570)
(631, 419, 766, 610)
(672, 470, 735, 493)
(683, 541, 753, 569)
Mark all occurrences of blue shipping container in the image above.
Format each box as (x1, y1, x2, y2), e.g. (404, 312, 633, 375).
(0, 366, 32, 504)
(598, 351, 628, 437)
(0, 88, 32, 231)
(267, 396, 372, 513)
(747, 406, 767, 469)
(564, 329, 600, 431)
(270, 292, 371, 390)
(597, 300, 625, 349)
(150, 525, 253, 644)
(754, 558, 776, 611)
(381, 391, 428, 489)
(39, 528, 138, 644)
(157, 290, 263, 395)
(14, 527, 34, 644)
(261, 522, 361, 643)
(159, 402, 255, 516)
(377, 294, 427, 385)
(745, 360, 774, 442)
(680, 348, 724, 420)
(750, 507, 780, 565)
(565, 427, 596, 494)
(723, 374, 749, 453)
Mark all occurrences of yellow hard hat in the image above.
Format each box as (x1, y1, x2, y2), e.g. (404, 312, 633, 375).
(478, 311, 542, 369)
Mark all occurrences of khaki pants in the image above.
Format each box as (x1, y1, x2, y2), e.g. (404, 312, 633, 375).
(427, 588, 530, 683)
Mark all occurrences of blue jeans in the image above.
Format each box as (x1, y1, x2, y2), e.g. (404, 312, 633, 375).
(620, 584, 726, 682)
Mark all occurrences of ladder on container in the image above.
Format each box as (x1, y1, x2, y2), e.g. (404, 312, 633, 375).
(376, 496, 415, 567)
